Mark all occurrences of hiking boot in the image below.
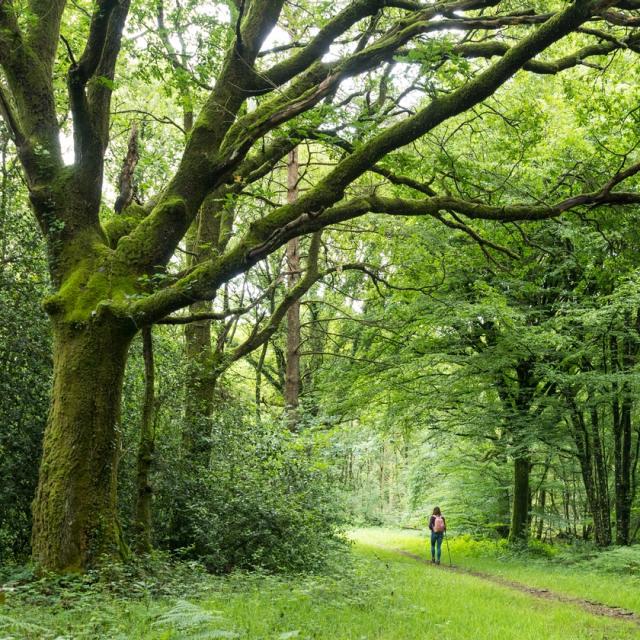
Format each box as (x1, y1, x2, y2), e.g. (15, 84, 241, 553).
(431, 558, 435, 564)
(436, 560, 440, 565)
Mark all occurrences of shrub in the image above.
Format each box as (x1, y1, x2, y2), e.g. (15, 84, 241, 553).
(152, 408, 346, 573)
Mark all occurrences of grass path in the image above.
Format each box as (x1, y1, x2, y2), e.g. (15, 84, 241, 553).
(353, 527, 640, 616)
(198, 540, 640, 640)
(379, 543, 640, 626)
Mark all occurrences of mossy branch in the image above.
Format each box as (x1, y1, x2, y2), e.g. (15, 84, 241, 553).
(25, 0, 67, 75)
(116, 0, 519, 275)
(455, 35, 640, 74)
(0, 2, 62, 183)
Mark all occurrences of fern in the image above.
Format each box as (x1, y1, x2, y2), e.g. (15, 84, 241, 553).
(0, 612, 54, 638)
(189, 631, 240, 639)
(152, 600, 239, 639)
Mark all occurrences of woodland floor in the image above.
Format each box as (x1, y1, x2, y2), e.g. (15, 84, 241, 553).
(2, 529, 640, 639)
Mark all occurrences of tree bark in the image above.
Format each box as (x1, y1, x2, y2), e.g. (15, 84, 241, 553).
(301, 300, 324, 417)
(255, 341, 268, 422)
(182, 198, 225, 462)
(183, 305, 215, 461)
(568, 403, 612, 547)
(507, 359, 534, 543)
(613, 397, 633, 545)
(611, 325, 637, 545)
(590, 406, 611, 544)
(31, 319, 134, 571)
(536, 489, 547, 540)
(284, 147, 301, 429)
(509, 456, 531, 543)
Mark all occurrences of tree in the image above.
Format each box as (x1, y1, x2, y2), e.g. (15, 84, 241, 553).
(284, 148, 302, 428)
(2, 0, 640, 571)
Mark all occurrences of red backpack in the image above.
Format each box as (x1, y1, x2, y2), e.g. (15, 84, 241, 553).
(434, 515, 445, 533)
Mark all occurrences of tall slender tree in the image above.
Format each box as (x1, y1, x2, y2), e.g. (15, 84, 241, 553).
(285, 148, 302, 428)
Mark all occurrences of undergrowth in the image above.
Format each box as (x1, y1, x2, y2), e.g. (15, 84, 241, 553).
(0, 548, 357, 639)
(449, 533, 640, 575)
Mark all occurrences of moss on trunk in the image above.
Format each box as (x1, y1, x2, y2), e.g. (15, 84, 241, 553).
(31, 319, 135, 571)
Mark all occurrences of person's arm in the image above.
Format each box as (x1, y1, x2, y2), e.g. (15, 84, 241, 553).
(428, 515, 434, 531)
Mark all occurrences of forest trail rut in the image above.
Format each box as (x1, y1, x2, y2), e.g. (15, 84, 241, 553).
(371, 543, 640, 627)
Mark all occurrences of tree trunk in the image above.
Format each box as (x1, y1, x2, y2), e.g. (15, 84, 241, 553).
(590, 407, 612, 546)
(255, 341, 268, 422)
(31, 319, 134, 571)
(569, 405, 612, 547)
(183, 303, 215, 460)
(133, 326, 155, 553)
(181, 196, 227, 462)
(509, 456, 530, 543)
(507, 360, 534, 544)
(614, 396, 633, 545)
(301, 300, 324, 417)
(611, 325, 637, 545)
(284, 148, 301, 429)
(536, 489, 547, 540)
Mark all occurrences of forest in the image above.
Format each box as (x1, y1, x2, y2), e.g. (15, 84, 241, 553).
(1, 0, 640, 638)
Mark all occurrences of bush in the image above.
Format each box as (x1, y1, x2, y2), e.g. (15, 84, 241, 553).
(0, 196, 51, 563)
(447, 534, 556, 561)
(553, 544, 640, 575)
(448, 534, 508, 560)
(152, 408, 347, 573)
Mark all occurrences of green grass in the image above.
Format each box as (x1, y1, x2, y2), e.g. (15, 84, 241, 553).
(353, 527, 640, 616)
(1, 532, 639, 639)
(200, 545, 639, 640)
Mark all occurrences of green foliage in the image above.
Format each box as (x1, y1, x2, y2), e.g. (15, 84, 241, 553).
(4, 0, 640, 585)
(152, 600, 237, 639)
(0, 128, 51, 563)
(0, 613, 52, 639)
(154, 409, 346, 573)
(554, 544, 640, 576)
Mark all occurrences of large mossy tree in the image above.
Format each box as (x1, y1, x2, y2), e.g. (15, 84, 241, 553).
(2, 0, 640, 570)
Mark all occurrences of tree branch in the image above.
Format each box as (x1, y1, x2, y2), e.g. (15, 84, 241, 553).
(0, 83, 24, 146)
(68, 0, 131, 165)
(119, 0, 611, 324)
(0, 1, 62, 191)
(26, 0, 67, 75)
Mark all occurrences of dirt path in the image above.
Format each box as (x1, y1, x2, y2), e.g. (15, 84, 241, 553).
(373, 544, 640, 627)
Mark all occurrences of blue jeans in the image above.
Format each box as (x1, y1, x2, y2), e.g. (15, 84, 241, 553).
(431, 531, 443, 561)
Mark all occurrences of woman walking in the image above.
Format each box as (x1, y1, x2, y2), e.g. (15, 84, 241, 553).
(428, 506, 446, 564)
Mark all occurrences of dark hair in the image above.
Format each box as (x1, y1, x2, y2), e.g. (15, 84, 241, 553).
(433, 506, 441, 516)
